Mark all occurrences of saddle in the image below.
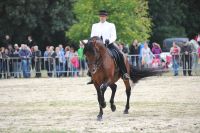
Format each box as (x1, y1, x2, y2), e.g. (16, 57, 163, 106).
(107, 48, 120, 71)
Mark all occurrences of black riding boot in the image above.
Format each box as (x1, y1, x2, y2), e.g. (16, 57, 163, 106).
(107, 43, 129, 80)
(117, 52, 130, 80)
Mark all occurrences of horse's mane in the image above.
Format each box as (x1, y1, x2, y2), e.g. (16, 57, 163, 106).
(83, 36, 104, 55)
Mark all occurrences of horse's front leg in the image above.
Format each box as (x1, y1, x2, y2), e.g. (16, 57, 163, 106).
(99, 81, 110, 108)
(94, 84, 106, 121)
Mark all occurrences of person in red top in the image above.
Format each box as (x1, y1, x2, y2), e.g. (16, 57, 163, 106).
(198, 45, 200, 63)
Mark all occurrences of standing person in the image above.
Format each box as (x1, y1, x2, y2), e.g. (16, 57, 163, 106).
(0, 47, 4, 78)
(78, 41, 86, 76)
(44, 46, 50, 76)
(151, 43, 162, 67)
(138, 43, 144, 67)
(152, 43, 162, 59)
(47, 46, 55, 77)
(58, 44, 65, 77)
(30, 46, 35, 70)
(64, 46, 70, 77)
(59, 44, 65, 55)
(54, 47, 65, 77)
(32, 45, 42, 78)
(118, 43, 128, 54)
(13, 44, 21, 78)
(194, 33, 200, 44)
(70, 51, 79, 77)
(170, 42, 181, 76)
(27, 35, 35, 69)
(0, 47, 8, 78)
(141, 42, 154, 68)
(181, 42, 193, 76)
(88, 9, 129, 84)
(67, 47, 76, 77)
(7, 44, 14, 77)
(129, 39, 139, 67)
(54, 47, 60, 77)
(198, 44, 200, 64)
(189, 40, 199, 74)
(19, 44, 31, 78)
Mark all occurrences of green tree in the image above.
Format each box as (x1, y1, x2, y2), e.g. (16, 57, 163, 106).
(148, 0, 187, 45)
(67, 0, 152, 44)
(0, 0, 74, 48)
(182, 0, 200, 39)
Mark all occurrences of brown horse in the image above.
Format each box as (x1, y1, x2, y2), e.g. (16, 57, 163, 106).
(83, 36, 162, 121)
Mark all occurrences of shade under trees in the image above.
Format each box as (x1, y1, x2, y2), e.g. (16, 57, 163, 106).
(0, 0, 199, 48)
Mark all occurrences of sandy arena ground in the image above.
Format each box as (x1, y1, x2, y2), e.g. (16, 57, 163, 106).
(0, 76, 200, 133)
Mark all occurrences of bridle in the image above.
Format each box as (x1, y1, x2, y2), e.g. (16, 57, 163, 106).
(87, 42, 103, 75)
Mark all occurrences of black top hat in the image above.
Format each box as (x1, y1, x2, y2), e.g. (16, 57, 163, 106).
(99, 10, 108, 16)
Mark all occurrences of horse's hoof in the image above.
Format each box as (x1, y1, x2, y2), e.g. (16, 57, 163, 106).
(97, 115, 102, 121)
(101, 102, 106, 108)
(123, 109, 129, 114)
(111, 105, 116, 112)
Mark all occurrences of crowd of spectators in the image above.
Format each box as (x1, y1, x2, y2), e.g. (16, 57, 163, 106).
(1, 34, 200, 79)
(0, 35, 86, 79)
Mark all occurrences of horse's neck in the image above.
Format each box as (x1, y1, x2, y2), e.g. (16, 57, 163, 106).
(98, 45, 109, 57)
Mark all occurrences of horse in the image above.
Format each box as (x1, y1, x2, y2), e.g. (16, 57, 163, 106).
(82, 36, 162, 121)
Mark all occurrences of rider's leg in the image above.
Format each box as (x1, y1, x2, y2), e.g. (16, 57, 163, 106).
(107, 43, 129, 80)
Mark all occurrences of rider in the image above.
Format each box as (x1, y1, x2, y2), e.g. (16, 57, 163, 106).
(87, 10, 129, 84)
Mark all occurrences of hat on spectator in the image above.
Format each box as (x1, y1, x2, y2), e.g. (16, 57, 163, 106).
(14, 44, 18, 47)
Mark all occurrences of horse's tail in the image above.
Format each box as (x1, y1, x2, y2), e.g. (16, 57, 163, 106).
(129, 66, 167, 83)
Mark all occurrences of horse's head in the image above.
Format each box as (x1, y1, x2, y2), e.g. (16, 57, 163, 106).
(82, 36, 105, 74)
(82, 36, 105, 55)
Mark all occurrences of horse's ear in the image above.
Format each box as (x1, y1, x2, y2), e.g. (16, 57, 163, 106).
(80, 40, 88, 45)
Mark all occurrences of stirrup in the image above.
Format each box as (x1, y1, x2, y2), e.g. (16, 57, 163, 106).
(122, 73, 130, 80)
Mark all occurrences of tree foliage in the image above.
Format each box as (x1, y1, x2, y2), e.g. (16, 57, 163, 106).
(0, 0, 74, 47)
(182, 0, 200, 39)
(148, 0, 187, 44)
(149, 0, 200, 45)
(67, 0, 152, 44)
(0, 0, 199, 48)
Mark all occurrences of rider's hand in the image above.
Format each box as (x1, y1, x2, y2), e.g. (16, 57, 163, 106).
(105, 39, 109, 47)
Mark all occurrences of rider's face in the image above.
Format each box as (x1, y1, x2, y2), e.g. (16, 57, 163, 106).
(99, 15, 107, 23)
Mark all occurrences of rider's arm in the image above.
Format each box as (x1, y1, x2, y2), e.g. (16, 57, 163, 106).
(91, 24, 96, 37)
(109, 23, 117, 44)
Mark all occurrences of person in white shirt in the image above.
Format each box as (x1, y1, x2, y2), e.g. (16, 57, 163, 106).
(87, 10, 129, 84)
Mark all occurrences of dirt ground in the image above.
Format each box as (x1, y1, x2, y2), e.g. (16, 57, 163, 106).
(0, 76, 200, 133)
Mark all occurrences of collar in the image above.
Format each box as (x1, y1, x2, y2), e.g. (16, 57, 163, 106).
(99, 21, 108, 24)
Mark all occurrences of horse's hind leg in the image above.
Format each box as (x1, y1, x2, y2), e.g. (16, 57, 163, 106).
(123, 80, 132, 114)
(109, 84, 117, 112)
